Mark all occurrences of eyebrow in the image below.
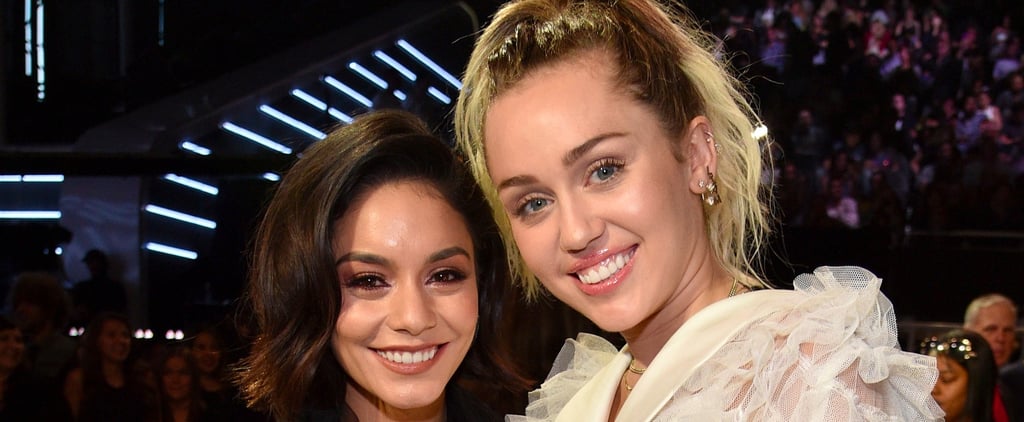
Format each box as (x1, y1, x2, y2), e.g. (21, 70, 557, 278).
(495, 132, 626, 192)
(562, 132, 626, 166)
(428, 246, 471, 263)
(335, 247, 470, 267)
(335, 252, 388, 267)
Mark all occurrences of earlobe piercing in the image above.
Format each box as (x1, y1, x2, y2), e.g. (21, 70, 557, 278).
(700, 167, 720, 207)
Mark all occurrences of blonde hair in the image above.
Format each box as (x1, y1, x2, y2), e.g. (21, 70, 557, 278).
(455, 0, 773, 299)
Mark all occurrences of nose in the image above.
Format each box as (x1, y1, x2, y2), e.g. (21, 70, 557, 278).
(386, 282, 437, 336)
(558, 196, 603, 253)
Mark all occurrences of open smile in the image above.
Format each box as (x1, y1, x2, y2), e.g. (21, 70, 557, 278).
(375, 345, 440, 364)
(575, 247, 636, 284)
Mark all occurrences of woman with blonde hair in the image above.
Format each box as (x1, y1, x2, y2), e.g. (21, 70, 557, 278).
(455, 0, 943, 419)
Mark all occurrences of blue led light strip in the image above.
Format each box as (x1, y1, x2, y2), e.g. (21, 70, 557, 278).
(396, 39, 461, 90)
(373, 50, 417, 82)
(163, 174, 218, 195)
(323, 76, 372, 108)
(220, 122, 293, 154)
(291, 89, 354, 123)
(144, 204, 216, 229)
(0, 210, 61, 219)
(259, 105, 326, 140)
(144, 242, 198, 260)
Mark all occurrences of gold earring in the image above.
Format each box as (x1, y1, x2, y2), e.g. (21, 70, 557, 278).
(701, 167, 720, 207)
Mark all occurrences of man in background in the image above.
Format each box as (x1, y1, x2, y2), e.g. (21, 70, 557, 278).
(963, 293, 1020, 422)
(69, 249, 127, 327)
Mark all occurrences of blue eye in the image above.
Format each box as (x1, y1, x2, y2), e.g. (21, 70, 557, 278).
(593, 165, 617, 181)
(588, 159, 624, 184)
(518, 197, 550, 216)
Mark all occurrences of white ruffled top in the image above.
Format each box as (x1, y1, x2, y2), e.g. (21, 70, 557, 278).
(508, 266, 943, 421)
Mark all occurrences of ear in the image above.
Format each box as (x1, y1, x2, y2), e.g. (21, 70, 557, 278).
(683, 116, 717, 195)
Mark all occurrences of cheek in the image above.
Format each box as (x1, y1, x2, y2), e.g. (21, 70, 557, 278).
(510, 221, 556, 273)
(449, 285, 480, 333)
(331, 304, 379, 368)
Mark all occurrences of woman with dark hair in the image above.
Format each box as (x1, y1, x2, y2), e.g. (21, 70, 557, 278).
(63, 312, 147, 421)
(0, 314, 69, 420)
(236, 109, 528, 421)
(921, 329, 998, 422)
(150, 346, 206, 422)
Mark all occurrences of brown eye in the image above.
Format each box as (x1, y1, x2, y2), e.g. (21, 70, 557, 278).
(429, 269, 467, 284)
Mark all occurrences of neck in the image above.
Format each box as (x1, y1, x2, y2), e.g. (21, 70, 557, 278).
(345, 382, 445, 422)
(101, 360, 124, 387)
(620, 253, 733, 367)
(169, 401, 190, 422)
(200, 374, 223, 391)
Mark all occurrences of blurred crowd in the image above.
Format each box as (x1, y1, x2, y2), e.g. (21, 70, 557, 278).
(711, 0, 1024, 232)
(1, 271, 266, 421)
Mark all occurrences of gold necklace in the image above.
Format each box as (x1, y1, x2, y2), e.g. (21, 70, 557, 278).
(623, 358, 646, 391)
(628, 358, 646, 374)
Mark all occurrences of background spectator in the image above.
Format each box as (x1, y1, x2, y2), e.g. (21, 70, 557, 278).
(70, 249, 128, 328)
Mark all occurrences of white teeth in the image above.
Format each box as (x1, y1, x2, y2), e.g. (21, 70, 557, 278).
(577, 250, 634, 284)
(377, 347, 438, 364)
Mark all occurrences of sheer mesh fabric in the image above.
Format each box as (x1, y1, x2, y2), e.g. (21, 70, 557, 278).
(508, 267, 943, 421)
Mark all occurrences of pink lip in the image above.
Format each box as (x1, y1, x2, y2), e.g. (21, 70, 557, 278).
(570, 246, 637, 296)
(372, 343, 446, 376)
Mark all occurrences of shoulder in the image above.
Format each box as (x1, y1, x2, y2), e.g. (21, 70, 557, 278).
(1002, 361, 1024, 387)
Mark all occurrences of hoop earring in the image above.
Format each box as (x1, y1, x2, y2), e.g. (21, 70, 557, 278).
(700, 167, 720, 207)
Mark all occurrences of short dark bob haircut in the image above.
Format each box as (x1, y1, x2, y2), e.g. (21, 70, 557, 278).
(237, 110, 527, 420)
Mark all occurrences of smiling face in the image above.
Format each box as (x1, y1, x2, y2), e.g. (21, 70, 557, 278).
(97, 319, 131, 364)
(161, 355, 193, 402)
(0, 328, 25, 374)
(931, 354, 968, 421)
(191, 331, 222, 375)
(483, 48, 718, 335)
(330, 180, 478, 416)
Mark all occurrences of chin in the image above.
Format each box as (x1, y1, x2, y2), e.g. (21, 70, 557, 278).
(382, 383, 447, 410)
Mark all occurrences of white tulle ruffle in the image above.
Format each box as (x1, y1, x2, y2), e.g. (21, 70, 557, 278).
(508, 266, 943, 421)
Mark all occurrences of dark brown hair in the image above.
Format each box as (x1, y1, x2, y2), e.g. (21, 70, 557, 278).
(237, 109, 528, 420)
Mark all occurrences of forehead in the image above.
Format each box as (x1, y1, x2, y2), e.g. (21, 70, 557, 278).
(935, 355, 966, 375)
(975, 303, 1016, 326)
(101, 319, 127, 332)
(485, 50, 630, 143)
(334, 181, 473, 254)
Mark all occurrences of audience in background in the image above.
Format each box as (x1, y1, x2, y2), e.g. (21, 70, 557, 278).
(0, 315, 68, 420)
(190, 324, 264, 421)
(921, 329, 999, 422)
(63, 312, 148, 421)
(70, 250, 128, 328)
(150, 346, 206, 422)
(962, 293, 1019, 422)
(715, 0, 1024, 232)
(10, 272, 77, 390)
(964, 294, 1019, 368)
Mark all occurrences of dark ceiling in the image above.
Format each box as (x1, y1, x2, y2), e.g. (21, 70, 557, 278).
(2, 0, 504, 147)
